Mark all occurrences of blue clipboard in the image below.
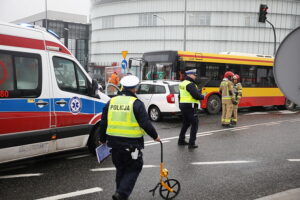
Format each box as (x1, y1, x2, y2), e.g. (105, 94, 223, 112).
(96, 144, 111, 163)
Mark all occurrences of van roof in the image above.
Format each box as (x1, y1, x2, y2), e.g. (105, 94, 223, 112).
(0, 22, 72, 56)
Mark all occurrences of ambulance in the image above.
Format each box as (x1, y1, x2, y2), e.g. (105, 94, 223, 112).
(0, 22, 110, 164)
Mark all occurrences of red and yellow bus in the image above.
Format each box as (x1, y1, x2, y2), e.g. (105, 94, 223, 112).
(135, 50, 295, 114)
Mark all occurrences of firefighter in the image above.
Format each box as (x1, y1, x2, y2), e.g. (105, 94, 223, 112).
(99, 75, 161, 200)
(178, 69, 204, 149)
(231, 74, 243, 126)
(219, 71, 235, 128)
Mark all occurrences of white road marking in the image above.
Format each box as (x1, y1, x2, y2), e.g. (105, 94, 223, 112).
(0, 173, 43, 179)
(67, 154, 91, 160)
(278, 110, 298, 114)
(35, 187, 103, 200)
(244, 112, 269, 115)
(143, 118, 300, 146)
(90, 165, 158, 172)
(145, 140, 170, 146)
(191, 160, 255, 165)
(230, 127, 249, 131)
(264, 122, 281, 126)
(287, 159, 300, 162)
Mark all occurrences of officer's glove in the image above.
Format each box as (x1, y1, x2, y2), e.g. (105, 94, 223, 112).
(232, 100, 238, 105)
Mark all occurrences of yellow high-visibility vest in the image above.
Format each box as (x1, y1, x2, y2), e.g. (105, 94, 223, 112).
(107, 96, 145, 138)
(179, 80, 199, 104)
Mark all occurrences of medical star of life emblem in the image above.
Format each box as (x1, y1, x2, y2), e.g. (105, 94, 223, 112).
(69, 97, 82, 115)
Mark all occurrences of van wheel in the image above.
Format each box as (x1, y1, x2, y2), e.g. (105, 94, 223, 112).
(206, 95, 221, 114)
(149, 106, 161, 122)
(88, 126, 101, 155)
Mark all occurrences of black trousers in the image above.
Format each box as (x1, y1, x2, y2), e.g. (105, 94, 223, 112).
(179, 108, 199, 145)
(111, 148, 143, 197)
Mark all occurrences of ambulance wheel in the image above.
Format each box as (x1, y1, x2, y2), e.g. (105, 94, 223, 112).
(206, 95, 221, 114)
(88, 126, 101, 155)
(159, 179, 181, 200)
(149, 106, 161, 122)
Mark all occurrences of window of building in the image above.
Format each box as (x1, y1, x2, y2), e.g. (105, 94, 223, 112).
(189, 12, 211, 26)
(53, 56, 88, 95)
(0, 51, 41, 98)
(102, 16, 114, 29)
(139, 13, 157, 26)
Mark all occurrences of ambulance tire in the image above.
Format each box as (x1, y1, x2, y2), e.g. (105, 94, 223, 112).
(88, 125, 101, 155)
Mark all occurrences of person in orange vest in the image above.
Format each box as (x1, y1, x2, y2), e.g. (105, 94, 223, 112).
(231, 74, 243, 126)
(109, 71, 120, 86)
(219, 71, 235, 128)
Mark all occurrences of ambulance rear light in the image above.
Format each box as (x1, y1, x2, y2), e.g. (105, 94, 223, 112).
(166, 94, 175, 104)
(46, 46, 61, 51)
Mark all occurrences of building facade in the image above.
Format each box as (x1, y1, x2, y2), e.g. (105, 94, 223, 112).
(13, 11, 90, 69)
(90, 0, 300, 64)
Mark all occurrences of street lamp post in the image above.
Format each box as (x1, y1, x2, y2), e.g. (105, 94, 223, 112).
(45, 0, 48, 30)
(153, 14, 166, 50)
(183, 0, 187, 51)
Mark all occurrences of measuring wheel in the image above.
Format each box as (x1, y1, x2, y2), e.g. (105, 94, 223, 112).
(159, 179, 181, 200)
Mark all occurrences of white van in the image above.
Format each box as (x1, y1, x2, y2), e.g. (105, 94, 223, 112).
(0, 22, 109, 164)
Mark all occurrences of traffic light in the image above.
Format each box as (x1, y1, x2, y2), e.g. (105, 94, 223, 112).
(258, 4, 268, 23)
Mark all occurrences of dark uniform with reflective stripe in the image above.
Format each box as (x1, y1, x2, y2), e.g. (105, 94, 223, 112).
(178, 76, 204, 147)
(99, 90, 158, 200)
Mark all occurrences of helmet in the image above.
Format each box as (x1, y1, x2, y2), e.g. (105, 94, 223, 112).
(120, 75, 140, 88)
(224, 71, 234, 79)
(233, 74, 240, 81)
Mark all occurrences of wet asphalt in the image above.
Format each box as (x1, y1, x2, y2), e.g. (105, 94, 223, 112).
(0, 107, 300, 200)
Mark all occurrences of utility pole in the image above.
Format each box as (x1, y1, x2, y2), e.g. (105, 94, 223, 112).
(153, 14, 166, 50)
(183, 0, 187, 51)
(45, 0, 48, 30)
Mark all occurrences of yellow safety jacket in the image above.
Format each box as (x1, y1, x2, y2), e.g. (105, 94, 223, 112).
(179, 80, 199, 104)
(107, 96, 145, 138)
(220, 79, 234, 104)
(233, 82, 243, 103)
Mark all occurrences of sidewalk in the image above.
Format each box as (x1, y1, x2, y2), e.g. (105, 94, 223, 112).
(255, 188, 300, 200)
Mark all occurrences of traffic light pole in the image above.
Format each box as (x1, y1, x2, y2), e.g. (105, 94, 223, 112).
(266, 19, 277, 56)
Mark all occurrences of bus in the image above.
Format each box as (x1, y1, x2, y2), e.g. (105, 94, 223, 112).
(130, 50, 295, 114)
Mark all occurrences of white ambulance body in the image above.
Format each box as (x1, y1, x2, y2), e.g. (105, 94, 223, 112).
(0, 22, 109, 164)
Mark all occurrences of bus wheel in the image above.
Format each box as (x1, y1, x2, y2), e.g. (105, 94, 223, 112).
(206, 95, 221, 114)
(87, 125, 101, 155)
(285, 99, 296, 111)
(149, 106, 161, 122)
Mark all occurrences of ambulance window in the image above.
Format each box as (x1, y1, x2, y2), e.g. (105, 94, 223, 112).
(0, 53, 14, 91)
(15, 57, 39, 89)
(53, 56, 88, 95)
(0, 51, 41, 98)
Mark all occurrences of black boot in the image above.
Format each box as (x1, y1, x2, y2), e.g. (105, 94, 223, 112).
(178, 140, 189, 145)
(112, 192, 128, 200)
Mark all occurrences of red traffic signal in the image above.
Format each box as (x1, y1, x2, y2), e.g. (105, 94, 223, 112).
(258, 4, 268, 23)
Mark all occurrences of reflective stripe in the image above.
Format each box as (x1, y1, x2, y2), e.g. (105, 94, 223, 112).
(179, 80, 199, 104)
(107, 96, 145, 138)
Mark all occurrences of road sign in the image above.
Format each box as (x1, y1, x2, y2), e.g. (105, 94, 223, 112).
(121, 51, 128, 59)
(121, 59, 128, 70)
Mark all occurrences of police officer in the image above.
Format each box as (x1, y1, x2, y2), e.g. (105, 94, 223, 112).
(99, 75, 161, 200)
(231, 74, 243, 126)
(178, 69, 204, 149)
(219, 71, 235, 128)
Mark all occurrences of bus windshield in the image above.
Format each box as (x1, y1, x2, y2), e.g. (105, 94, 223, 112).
(142, 51, 177, 80)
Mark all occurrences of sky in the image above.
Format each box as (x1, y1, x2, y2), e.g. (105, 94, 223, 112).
(0, 0, 90, 22)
